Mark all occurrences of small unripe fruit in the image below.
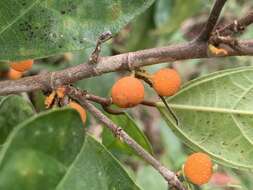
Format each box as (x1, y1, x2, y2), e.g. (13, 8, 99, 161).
(45, 91, 56, 109)
(7, 68, 23, 80)
(10, 59, 34, 72)
(56, 86, 66, 98)
(152, 68, 181, 96)
(184, 152, 213, 185)
(111, 76, 144, 108)
(68, 101, 87, 125)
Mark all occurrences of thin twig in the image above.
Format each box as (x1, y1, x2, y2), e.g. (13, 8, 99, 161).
(196, 0, 227, 41)
(209, 11, 253, 46)
(89, 31, 112, 64)
(82, 89, 158, 108)
(102, 105, 125, 115)
(141, 100, 157, 107)
(215, 11, 253, 37)
(85, 93, 112, 106)
(71, 87, 157, 113)
(65, 86, 186, 190)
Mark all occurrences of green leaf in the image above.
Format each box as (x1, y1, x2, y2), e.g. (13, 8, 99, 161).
(157, 66, 253, 170)
(0, 0, 154, 61)
(0, 109, 141, 189)
(56, 135, 141, 190)
(0, 95, 34, 145)
(0, 108, 85, 190)
(102, 113, 153, 156)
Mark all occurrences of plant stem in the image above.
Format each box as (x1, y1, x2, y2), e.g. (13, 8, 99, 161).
(65, 86, 186, 190)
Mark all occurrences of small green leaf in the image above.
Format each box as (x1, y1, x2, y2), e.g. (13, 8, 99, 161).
(0, 95, 34, 145)
(102, 113, 153, 157)
(0, 0, 154, 61)
(56, 135, 141, 190)
(157, 67, 253, 170)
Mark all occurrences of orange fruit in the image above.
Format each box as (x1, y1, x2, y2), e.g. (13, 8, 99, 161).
(152, 68, 181, 96)
(10, 59, 34, 72)
(111, 76, 145, 108)
(68, 101, 87, 124)
(184, 152, 213, 185)
(7, 68, 23, 80)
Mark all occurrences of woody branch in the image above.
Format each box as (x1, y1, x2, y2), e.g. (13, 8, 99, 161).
(0, 1, 252, 95)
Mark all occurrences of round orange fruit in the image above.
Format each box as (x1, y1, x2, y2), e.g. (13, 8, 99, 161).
(111, 76, 144, 108)
(184, 152, 213, 185)
(152, 68, 181, 96)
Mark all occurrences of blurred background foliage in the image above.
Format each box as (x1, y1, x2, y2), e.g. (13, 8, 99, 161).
(1, 0, 253, 189)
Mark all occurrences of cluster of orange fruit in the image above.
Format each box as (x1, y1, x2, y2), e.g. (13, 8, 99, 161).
(112, 69, 213, 186)
(59, 68, 181, 127)
(44, 87, 87, 125)
(7, 60, 34, 80)
(6, 60, 213, 186)
(111, 68, 181, 108)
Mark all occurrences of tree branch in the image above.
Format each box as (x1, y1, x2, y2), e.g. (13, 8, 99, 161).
(65, 86, 186, 190)
(196, 0, 227, 41)
(1, 39, 253, 95)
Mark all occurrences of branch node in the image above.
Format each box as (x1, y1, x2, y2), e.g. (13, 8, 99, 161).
(92, 66, 101, 76)
(196, 0, 227, 41)
(50, 72, 57, 90)
(126, 52, 135, 71)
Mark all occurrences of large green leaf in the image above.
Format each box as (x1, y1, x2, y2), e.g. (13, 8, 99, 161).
(0, 109, 85, 190)
(157, 66, 253, 170)
(56, 135, 141, 190)
(0, 95, 34, 145)
(0, 0, 154, 61)
(0, 108, 141, 189)
(102, 112, 153, 157)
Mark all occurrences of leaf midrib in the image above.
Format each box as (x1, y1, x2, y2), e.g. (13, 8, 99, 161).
(158, 103, 253, 115)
